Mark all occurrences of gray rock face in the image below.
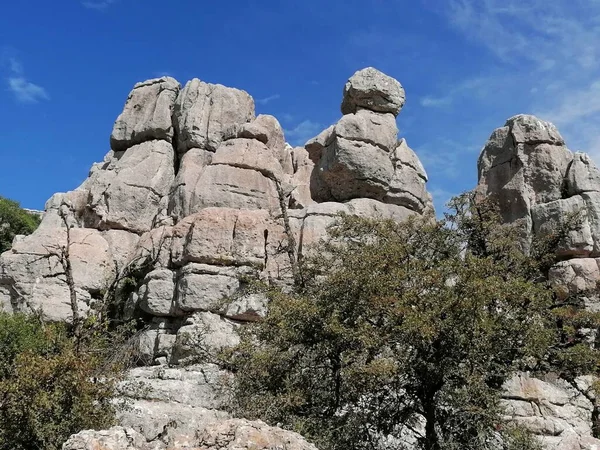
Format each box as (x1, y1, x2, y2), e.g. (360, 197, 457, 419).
(341, 67, 406, 116)
(88, 140, 176, 233)
(110, 77, 180, 152)
(477, 116, 600, 448)
(174, 79, 255, 154)
(63, 420, 318, 450)
(502, 373, 600, 450)
(477, 115, 574, 249)
(1, 71, 432, 449)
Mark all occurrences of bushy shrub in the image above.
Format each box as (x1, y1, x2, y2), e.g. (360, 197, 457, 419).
(0, 313, 121, 450)
(0, 196, 41, 253)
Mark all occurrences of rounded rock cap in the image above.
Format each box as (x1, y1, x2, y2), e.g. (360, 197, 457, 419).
(341, 67, 406, 117)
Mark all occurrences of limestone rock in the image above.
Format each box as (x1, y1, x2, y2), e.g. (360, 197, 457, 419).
(0, 227, 114, 321)
(506, 114, 565, 146)
(171, 312, 240, 365)
(317, 137, 394, 201)
(63, 420, 318, 450)
(89, 140, 176, 233)
(341, 67, 406, 116)
(335, 109, 398, 152)
(110, 77, 180, 152)
(174, 79, 255, 154)
(531, 196, 593, 258)
(138, 269, 179, 317)
(549, 259, 600, 300)
(175, 263, 240, 312)
(194, 419, 318, 450)
(211, 138, 284, 180)
(476, 115, 574, 249)
(502, 373, 600, 450)
(171, 208, 275, 268)
(223, 114, 286, 153)
(61, 426, 150, 450)
(183, 164, 279, 214)
(168, 147, 213, 219)
(566, 152, 600, 196)
(305, 125, 334, 163)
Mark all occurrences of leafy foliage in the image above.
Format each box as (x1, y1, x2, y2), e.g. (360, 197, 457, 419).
(228, 194, 600, 450)
(0, 313, 126, 450)
(0, 196, 41, 253)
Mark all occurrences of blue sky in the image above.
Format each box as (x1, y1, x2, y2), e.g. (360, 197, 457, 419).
(1, 0, 599, 213)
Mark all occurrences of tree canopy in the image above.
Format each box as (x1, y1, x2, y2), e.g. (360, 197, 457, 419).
(228, 194, 600, 450)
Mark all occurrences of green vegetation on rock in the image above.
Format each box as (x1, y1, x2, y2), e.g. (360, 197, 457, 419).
(0, 312, 130, 450)
(228, 194, 600, 450)
(0, 196, 41, 253)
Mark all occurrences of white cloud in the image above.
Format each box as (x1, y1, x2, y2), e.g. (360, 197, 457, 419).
(436, 0, 600, 157)
(256, 94, 281, 105)
(82, 0, 117, 10)
(284, 120, 323, 146)
(8, 77, 49, 103)
(8, 57, 22, 75)
(4, 56, 49, 104)
(419, 77, 492, 108)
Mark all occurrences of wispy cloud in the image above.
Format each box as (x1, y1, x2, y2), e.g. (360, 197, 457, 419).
(256, 94, 281, 105)
(436, 0, 600, 156)
(284, 119, 323, 146)
(8, 77, 49, 103)
(419, 77, 493, 108)
(3, 56, 49, 104)
(82, 0, 118, 10)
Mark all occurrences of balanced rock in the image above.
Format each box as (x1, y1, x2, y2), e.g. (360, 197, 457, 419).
(341, 67, 406, 116)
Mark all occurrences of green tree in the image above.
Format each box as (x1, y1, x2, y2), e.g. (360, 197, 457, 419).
(0, 196, 41, 253)
(228, 195, 598, 450)
(0, 312, 127, 450)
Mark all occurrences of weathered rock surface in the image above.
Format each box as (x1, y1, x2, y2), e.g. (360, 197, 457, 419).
(63, 420, 318, 450)
(477, 115, 600, 449)
(502, 373, 600, 450)
(341, 67, 406, 116)
(110, 77, 180, 152)
(4, 68, 433, 450)
(174, 79, 255, 154)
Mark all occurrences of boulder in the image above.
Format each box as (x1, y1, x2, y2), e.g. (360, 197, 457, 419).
(317, 137, 394, 201)
(334, 109, 398, 152)
(174, 79, 255, 154)
(531, 196, 593, 258)
(89, 140, 176, 233)
(566, 152, 600, 196)
(341, 67, 406, 116)
(110, 77, 180, 152)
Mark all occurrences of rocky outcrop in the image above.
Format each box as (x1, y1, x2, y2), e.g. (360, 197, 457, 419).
(307, 68, 432, 214)
(477, 115, 600, 449)
(62, 420, 318, 450)
(502, 373, 600, 450)
(0, 67, 431, 366)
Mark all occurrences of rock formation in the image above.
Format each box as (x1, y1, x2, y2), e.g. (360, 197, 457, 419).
(0, 68, 432, 367)
(0, 68, 434, 449)
(477, 114, 600, 449)
(62, 420, 318, 450)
